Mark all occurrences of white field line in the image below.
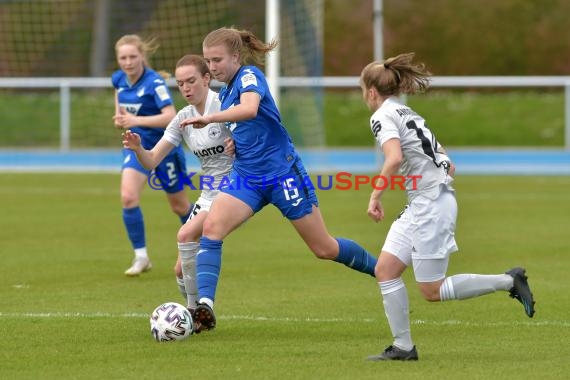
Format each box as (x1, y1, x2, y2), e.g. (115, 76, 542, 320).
(0, 312, 568, 327)
(1, 186, 569, 200)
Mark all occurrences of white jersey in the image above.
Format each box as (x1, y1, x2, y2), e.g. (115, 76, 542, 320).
(163, 89, 233, 199)
(370, 96, 452, 200)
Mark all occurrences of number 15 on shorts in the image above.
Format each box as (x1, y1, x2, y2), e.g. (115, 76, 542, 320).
(282, 177, 300, 201)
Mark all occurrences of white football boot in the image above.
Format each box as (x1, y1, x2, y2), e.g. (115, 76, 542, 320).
(124, 257, 152, 276)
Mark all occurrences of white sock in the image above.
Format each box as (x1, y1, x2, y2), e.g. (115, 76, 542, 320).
(134, 247, 148, 260)
(379, 278, 413, 351)
(440, 274, 513, 301)
(179, 241, 199, 309)
(199, 297, 214, 310)
(176, 276, 186, 300)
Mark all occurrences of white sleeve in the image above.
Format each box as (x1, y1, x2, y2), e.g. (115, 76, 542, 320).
(370, 113, 400, 147)
(162, 111, 185, 147)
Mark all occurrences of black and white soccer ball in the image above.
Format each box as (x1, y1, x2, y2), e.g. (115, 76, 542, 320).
(150, 302, 193, 342)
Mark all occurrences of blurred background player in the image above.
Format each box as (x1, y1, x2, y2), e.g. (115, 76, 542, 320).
(112, 35, 192, 276)
(181, 27, 378, 333)
(122, 54, 233, 315)
(360, 52, 535, 361)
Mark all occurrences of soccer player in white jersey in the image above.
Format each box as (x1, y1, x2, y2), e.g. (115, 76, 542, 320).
(122, 55, 233, 316)
(360, 53, 535, 361)
(112, 35, 192, 277)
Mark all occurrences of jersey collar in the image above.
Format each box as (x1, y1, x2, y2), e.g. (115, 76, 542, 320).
(126, 67, 147, 88)
(220, 66, 243, 102)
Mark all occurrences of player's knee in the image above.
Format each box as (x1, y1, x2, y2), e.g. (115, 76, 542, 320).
(375, 261, 403, 282)
(202, 218, 224, 240)
(121, 192, 139, 208)
(177, 229, 191, 243)
(418, 284, 441, 302)
(312, 247, 332, 260)
(376, 266, 397, 282)
(177, 223, 200, 243)
(170, 201, 189, 216)
(374, 262, 384, 280)
(310, 241, 338, 260)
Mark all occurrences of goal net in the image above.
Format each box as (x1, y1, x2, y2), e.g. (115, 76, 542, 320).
(0, 0, 324, 149)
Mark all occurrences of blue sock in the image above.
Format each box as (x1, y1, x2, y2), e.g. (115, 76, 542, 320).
(334, 238, 377, 277)
(122, 207, 145, 249)
(179, 205, 192, 225)
(196, 237, 223, 302)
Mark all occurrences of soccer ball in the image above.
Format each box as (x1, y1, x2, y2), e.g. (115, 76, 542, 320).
(150, 302, 193, 342)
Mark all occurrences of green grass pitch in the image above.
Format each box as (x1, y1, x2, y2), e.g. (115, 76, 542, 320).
(0, 173, 569, 379)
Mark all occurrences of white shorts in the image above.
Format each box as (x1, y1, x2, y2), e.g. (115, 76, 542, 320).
(411, 258, 450, 282)
(186, 192, 217, 223)
(381, 185, 458, 281)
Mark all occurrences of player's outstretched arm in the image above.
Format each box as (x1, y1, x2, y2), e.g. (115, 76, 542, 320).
(122, 131, 174, 170)
(180, 92, 260, 129)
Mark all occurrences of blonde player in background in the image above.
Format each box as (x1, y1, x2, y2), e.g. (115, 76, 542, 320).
(122, 55, 233, 318)
(360, 52, 535, 361)
(112, 35, 192, 276)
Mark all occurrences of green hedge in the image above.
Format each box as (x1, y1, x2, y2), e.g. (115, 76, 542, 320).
(0, 89, 564, 148)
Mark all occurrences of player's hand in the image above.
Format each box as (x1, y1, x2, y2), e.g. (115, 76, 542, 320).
(122, 130, 142, 150)
(367, 195, 385, 222)
(112, 107, 123, 129)
(448, 161, 456, 177)
(180, 115, 211, 129)
(113, 107, 138, 129)
(224, 137, 235, 157)
(113, 115, 122, 129)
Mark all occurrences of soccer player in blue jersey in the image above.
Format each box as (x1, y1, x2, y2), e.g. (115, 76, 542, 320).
(180, 27, 378, 332)
(122, 54, 233, 314)
(112, 35, 192, 276)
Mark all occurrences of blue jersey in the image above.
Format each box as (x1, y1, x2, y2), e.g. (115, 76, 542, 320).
(111, 67, 174, 150)
(219, 65, 297, 179)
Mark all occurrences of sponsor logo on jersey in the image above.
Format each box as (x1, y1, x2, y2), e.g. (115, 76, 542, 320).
(155, 85, 170, 101)
(137, 87, 145, 97)
(119, 103, 142, 115)
(193, 145, 225, 158)
(208, 125, 222, 139)
(240, 69, 257, 88)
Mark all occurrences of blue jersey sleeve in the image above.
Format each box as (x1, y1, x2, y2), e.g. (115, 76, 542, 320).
(150, 75, 173, 110)
(219, 65, 296, 179)
(111, 70, 122, 89)
(236, 67, 267, 100)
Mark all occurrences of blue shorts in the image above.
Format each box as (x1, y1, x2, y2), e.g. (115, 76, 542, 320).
(220, 158, 319, 220)
(122, 147, 187, 194)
